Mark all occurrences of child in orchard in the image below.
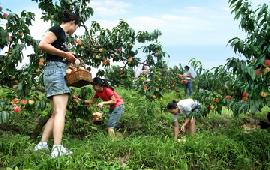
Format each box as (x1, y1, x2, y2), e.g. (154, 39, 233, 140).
(167, 99, 201, 141)
(84, 77, 124, 136)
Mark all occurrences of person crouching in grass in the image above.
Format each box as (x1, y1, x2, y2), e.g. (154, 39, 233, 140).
(167, 99, 201, 141)
(84, 77, 124, 137)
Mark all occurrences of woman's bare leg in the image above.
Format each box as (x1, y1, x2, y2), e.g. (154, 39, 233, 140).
(108, 127, 115, 137)
(186, 117, 196, 136)
(41, 100, 54, 142)
(52, 94, 69, 145)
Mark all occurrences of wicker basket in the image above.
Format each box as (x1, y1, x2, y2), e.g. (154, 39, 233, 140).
(92, 112, 103, 124)
(66, 69, 92, 88)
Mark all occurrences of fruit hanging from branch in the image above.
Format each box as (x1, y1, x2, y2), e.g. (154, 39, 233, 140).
(264, 59, 270, 67)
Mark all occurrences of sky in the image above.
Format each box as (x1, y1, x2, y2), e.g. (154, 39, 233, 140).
(0, 0, 269, 70)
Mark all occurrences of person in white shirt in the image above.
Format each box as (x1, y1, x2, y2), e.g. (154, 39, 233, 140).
(167, 99, 200, 140)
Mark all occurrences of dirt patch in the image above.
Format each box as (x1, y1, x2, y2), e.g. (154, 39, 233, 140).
(119, 151, 131, 167)
(242, 123, 259, 133)
(241, 118, 263, 133)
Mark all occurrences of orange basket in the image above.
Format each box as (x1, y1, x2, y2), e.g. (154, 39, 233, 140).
(66, 69, 92, 88)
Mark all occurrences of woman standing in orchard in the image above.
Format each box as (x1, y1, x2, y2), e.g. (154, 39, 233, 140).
(34, 10, 80, 158)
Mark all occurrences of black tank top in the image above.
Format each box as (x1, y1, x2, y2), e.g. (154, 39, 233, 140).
(46, 25, 68, 62)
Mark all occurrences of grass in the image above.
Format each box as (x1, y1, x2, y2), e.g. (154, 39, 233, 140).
(1, 116, 270, 170)
(1, 88, 270, 169)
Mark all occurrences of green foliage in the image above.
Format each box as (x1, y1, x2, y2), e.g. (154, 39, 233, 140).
(0, 8, 39, 90)
(71, 19, 168, 74)
(134, 64, 184, 100)
(104, 66, 135, 89)
(188, 0, 270, 116)
(32, 0, 93, 24)
(226, 0, 270, 112)
(0, 88, 14, 123)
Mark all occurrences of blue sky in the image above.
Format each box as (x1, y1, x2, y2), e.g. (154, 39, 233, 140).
(0, 0, 269, 69)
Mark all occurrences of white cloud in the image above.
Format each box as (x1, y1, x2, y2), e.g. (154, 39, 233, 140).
(184, 6, 205, 14)
(90, 1, 246, 46)
(29, 11, 51, 40)
(128, 16, 165, 30)
(26, 1, 244, 47)
(139, 5, 244, 45)
(91, 0, 131, 16)
(160, 15, 182, 21)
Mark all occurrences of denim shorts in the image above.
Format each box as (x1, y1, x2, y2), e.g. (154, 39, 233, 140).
(43, 61, 70, 98)
(107, 104, 124, 128)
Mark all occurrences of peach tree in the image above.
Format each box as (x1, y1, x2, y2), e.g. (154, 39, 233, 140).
(227, 0, 270, 114)
(34, 0, 170, 100)
(0, 0, 171, 123)
(192, 0, 270, 116)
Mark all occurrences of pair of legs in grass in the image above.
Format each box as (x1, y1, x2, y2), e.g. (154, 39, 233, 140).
(182, 117, 196, 135)
(174, 117, 196, 141)
(35, 94, 72, 157)
(41, 94, 68, 144)
(107, 104, 124, 137)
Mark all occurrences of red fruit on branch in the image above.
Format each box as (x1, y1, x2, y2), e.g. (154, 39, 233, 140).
(11, 98, 19, 105)
(264, 59, 270, 67)
(224, 95, 232, 100)
(20, 99, 27, 105)
(13, 105, 21, 113)
(242, 91, 249, 98)
(255, 69, 261, 76)
(3, 13, 8, 19)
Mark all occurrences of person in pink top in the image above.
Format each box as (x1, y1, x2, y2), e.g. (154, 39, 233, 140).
(85, 77, 124, 136)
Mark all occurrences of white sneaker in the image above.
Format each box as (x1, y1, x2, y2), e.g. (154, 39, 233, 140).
(34, 142, 49, 151)
(177, 137, 187, 143)
(51, 145, 73, 158)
